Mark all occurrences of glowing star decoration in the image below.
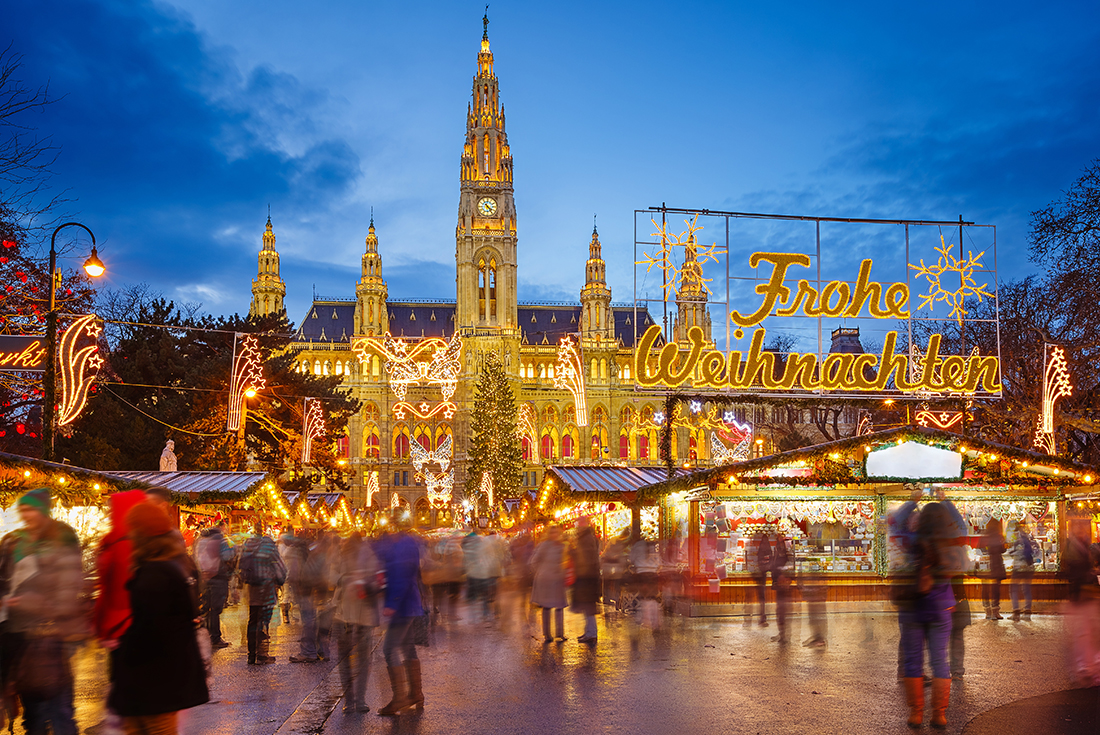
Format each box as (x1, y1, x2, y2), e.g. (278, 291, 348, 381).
(365, 471, 380, 508)
(410, 434, 454, 507)
(300, 398, 325, 465)
(915, 410, 964, 430)
(391, 492, 401, 509)
(57, 314, 104, 427)
(1033, 344, 1072, 454)
(227, 334, 265, 432)
(392, 401, 457, 421)
(517, 403, 540, 463)
(909, 236, 996, 325)
(553, 335, 588, 427)
(856, 414, 874, 436)
(637, 215, 725, 301)
(480, 471, 494, 510)
(689, 400, 703, 414)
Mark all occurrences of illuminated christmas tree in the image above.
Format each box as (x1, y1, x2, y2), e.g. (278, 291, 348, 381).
(466, 353, 522, 513)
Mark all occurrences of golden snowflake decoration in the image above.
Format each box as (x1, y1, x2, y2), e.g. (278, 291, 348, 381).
(637, 215, 725, 302)
(909, 236, 995, 325)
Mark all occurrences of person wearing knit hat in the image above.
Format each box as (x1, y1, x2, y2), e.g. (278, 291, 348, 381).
(17, 487, 51, 518)
(109, 502, 209, 731)
(1, 487, 83, 734)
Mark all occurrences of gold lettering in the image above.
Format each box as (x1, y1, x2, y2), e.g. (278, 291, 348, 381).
(656, 326, 705, 385)
(699, 351, 727, 388)
(633, 325, 665, 387)
(940, 356, 967, 391)
(844, 260, 887, 318)
(849, 353, 880, 390)
(779, 352, 821, 390)
(731, 329, 776, 388)
(873, 332, 912, 391)
(775, 280, 819, 317)
(819, 281, 851, 317)
(819, 353, 854, 390)
(884, 283, 910, 318)
(730, 253, 812, 327)
(964, 355, 1002, 392)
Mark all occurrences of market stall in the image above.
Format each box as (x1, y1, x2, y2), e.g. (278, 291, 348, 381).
(542, 465, 691, 540)
(641, 426, 1097, 616)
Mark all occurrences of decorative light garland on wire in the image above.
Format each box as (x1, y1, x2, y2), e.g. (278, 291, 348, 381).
(57, 314, 104, 427)
(480, 471, 494, 510)
(553, 335, 587, 427)
(1034, 344, 1071, 454)
(227, 334, 265, 432)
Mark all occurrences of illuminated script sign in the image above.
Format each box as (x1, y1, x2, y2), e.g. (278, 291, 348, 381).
(0, 335, 48, 371)
(632, 208, 1001, 398)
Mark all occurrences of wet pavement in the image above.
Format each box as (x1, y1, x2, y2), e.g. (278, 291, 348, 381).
(28, 601, 1098, 734)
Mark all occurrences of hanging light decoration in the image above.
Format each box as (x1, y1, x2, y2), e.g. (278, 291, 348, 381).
(1033, 343, 1072, 454)
(480, 471, 494, 510)
(365, 470, 380, 508)
(553, 335, 587, 427)
(57, 314, 104, 427)
(300, 397, 325, 465)
(517, 402, 540, 463)
(227, 334, 265, 432)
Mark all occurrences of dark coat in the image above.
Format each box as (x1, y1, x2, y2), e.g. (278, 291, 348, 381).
(108, 560, 209, 716)
(570, 528, 601, 615)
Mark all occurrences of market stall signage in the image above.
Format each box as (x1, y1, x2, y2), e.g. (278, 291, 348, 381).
(865, 441, 962, 480)
(0, 335, 47, 371)
(633, 252, 1001, 395)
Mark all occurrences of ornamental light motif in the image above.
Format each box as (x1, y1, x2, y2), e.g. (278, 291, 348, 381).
(711, 416, 752, 465)
(227, 334, 265, 432)
(915, 410, 963, 430)
(365, 470, 380, 508)
(517, 402, 540, 462)
(300, 397, 325, 465)
(1033, 343, 1072, 454)
(553, 335, 587, 427)
(410, 433, 454, 507)
(352, 331, 462, 402)
(480, 471, 494, 510)
(57, 314, 104, 427)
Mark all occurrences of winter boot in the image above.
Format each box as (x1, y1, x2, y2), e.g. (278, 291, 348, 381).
(406, 659, 424, 711)
(982, 603, 991, 620)
(1011, 609, 1021, 622)
(930, 677, 950, 729)
(903, 678, 924, 729)
(992, 605, 1002, 621)
(378, 666, 411, 716)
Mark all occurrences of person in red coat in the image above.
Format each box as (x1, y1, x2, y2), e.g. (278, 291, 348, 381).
(94, 490, 147, 645)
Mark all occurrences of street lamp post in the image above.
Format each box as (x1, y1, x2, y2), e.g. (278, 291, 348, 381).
(43, 222, 105, 461)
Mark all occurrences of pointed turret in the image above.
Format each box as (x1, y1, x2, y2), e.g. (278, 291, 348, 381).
(355, 211, 389, 336)
(456, 12, 518, 330)
(250, 215, 286, 318)
(672, 230, 712, 342)
(580, 222, 613, 343)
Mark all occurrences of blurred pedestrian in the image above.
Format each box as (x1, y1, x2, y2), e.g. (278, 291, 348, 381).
(94, 489, 147, 735)
(600, 531, 628, 609)
(753, 532, 773, 627)
(194, 520, 234, 649)
(570, 518, 600, 644)
(277, 528, 296, 624)
(464, 531, 492, 622)
(979, 519, 1006, 620)
(286, 533, 321, 663)
(314, 533, 340, 660)
(897, 502, 956, 730)
(629, 537, 661, 629)
(1060, 528, 1100, 686)
(238, 524, 287, 665)
(0, 488, 87, 735)
(531, 525, 568, 643)
(109, 501, 209, 734)
(1008, 521, 1036, 622)
(934, 488, 971, 678)
(891, 488, 923, 677)
(144, 486, 185, 545)
(482, 530, 509, 623)
(431, 533, 465, 623)
(333, 534, 380, 714)
(376, 523, 426, 716)
(770, 534, 792, 644)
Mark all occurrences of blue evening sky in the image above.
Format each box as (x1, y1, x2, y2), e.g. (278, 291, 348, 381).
(5, 1, 1099, 334)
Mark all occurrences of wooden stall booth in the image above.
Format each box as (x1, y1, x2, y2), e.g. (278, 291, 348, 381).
(640, 426, 1098, 617)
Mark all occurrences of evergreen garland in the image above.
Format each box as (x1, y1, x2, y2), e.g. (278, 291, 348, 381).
(465, 353, 523, 513)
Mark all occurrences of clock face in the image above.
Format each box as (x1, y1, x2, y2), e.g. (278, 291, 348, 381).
(477, 197, 498, 216)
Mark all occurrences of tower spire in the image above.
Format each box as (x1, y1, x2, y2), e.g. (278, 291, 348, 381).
(483, 5, 490, 41)
(250, 214, 285, 318)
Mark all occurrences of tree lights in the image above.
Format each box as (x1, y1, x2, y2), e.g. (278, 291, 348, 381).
(227, 334, 265, 432)
(365, 470, 380, 508)
(300, 397, 324, 465)
(553, 335, 587, 427)
(1034, 344, 1072, 454)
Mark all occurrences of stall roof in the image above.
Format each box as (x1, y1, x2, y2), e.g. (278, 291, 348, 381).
(109, 471, 267, 496)
(547, 465, 693, 503)
(638, 425, 1100, 499)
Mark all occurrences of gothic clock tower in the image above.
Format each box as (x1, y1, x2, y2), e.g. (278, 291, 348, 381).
(455, 13, 517, 333)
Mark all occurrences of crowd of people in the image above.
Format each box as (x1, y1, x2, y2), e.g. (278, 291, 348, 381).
(0, 484, 1096, 734)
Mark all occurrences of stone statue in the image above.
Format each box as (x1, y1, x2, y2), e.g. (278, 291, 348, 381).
(159, 439, 178, 472)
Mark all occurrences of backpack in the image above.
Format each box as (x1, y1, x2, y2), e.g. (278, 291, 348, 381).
(196, 535, 221, 579)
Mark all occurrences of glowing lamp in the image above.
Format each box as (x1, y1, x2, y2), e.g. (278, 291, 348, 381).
(1053, 469, 1060, 475)
(23, 471, 31, 478)
(93, 483, 100, 490)
(988, 455, 998, 461)
(1084, 475, 1093, 483)
(244, 387, 257, 398)
(57, 477, 65, 484)
(884, 399, 896, 405)
(82, 247, 106, 277)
